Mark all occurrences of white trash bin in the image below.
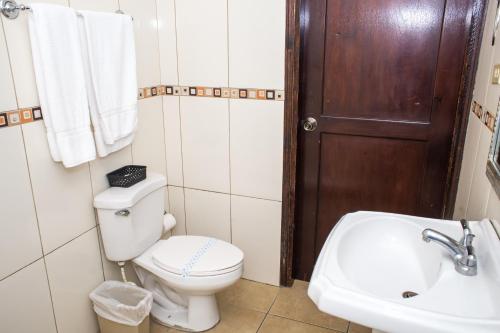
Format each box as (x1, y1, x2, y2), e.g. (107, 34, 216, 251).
(90, 281, 153, 333)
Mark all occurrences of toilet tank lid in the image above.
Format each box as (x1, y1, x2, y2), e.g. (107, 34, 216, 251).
(94, 172, 166, 209)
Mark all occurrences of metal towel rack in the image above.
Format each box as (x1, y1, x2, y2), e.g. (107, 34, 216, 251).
(0, 0, 132, 20)
(0, 0, 28, 19)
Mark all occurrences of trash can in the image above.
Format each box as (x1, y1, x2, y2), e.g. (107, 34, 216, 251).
(89, 281, 153, 333)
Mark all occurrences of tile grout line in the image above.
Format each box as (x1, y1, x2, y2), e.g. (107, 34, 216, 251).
(86, 161, 107, 282)
(267, 312, 349, 333)
(255, 284, 281, 332)
(44, 226, 97, 257)
(1, 14, 20, 109)
(225, 0, 232, 243)
(169, 184, 283, 203)
(171, 0, 189, 235)
(153, 0, 171, 192)
(0, 256, 43, 283)
(41, 256, 60, 333)
(465, 119, 489, 217)
(464, 116, 483, 217)
(15, 99, 60, 333)
(256, 313, 268, 333)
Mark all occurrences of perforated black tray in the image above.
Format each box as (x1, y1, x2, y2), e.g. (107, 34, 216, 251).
(106, 165, 146, 188)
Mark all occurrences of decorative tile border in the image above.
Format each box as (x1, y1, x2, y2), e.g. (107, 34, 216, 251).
(0, 106, 43, 128)
(0, 85, 285, 130)
(471, 100, 496, 132)
(138, 84, 285, 101)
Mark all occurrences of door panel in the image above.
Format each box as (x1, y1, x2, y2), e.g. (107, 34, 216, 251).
(293, 0, 472, 280)
(323, 1, 445, 122)
(315, 134, 427, 253)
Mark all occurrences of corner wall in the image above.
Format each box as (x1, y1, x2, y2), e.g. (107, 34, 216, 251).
(0, 1, 286, 332)
(454, 0, 500, 222)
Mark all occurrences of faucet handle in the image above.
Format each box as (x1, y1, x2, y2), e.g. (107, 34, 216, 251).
(459, 219, 475, 247)
(460, 219, 469, 231)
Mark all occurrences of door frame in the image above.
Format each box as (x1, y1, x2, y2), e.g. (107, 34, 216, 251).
(280, 0, 489, 286)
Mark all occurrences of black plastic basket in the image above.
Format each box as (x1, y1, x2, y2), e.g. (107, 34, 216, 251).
(106, 165, 147, 188)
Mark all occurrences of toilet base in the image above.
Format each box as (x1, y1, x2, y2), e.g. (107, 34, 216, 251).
(151, 294, 220, 332)
(133, 264, 222, 332)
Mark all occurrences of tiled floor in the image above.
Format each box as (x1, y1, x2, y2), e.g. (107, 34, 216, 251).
(151, 279, 372, 333)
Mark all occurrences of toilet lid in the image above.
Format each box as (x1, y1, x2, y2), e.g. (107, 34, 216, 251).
(152, 236, 244, 277)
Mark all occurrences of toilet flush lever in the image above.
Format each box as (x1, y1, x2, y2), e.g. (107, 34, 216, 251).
(115, 209, 130, 217)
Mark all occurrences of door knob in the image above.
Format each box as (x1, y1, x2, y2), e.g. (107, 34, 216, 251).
(303, 117, 318, 132)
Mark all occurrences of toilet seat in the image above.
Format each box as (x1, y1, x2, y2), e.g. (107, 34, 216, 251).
(151, 236, 244, 277)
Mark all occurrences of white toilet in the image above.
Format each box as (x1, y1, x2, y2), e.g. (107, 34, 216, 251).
(94, 173, 244, 332)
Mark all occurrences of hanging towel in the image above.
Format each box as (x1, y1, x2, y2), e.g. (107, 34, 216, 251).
(28, 4, 96, 167)
(78, 10, 138, 157)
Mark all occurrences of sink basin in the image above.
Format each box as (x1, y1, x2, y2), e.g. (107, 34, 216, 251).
(308, 211, 500, 333)
(336, 216, 443, 300)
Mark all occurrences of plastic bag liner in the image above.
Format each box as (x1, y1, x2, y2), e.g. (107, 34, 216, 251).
(89, 281, 153, 326)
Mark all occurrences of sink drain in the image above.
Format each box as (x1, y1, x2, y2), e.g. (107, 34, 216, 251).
(402, 291, 418, 299)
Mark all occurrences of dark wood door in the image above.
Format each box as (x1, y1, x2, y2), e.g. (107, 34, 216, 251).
(293, 0, 473, 280)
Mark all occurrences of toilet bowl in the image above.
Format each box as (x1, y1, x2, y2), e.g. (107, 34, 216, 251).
(93, 172, 244, 332)
(133, 236, 243, 331)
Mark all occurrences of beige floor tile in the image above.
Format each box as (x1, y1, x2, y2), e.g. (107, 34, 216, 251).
(348, 322, 372, 333)
(270, 280, 349, 332)
(258, 315, 335, 333)
(151, 304, 265, 333)
(217, 278, 280, 313)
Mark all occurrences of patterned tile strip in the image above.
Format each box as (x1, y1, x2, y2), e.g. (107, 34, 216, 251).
(471, 100, 496, 132)
(0, 85, 285, 129)
(138, 84, 285, 101)
(0, 106, 42, 128)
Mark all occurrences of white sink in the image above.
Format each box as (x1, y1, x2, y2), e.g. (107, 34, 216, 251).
(308, 211, 500, 333)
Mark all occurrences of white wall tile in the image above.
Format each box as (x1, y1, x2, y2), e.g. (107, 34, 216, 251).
(0, 260, 57, 333)
(0, 126, 42, 279)
(231, 195, 281, 286)
(164, 96, 183, 186)
(156, 0, 178, 85)
(175, 0, 228, 86)
(485, 26, 500, 112)
(472, 0, 497, 105)
(185, 189, 231, 242)
(22, 121, 95, 253)
(181, 97, 230, 193)
(454, 114, 482, 219)
(45, 228, 103, 333)
(1, 0, 68, 108)
(132, 97, 167, 177)
(69, 0, 118, 11)
(120, 0, 161, 87)
(0, 22, 17, 111)
(89, 147, 133, 196)
(466, 125, 494, 220)
(486, 190, 500, 222)
(230, 100, 284, 201)
(228, 0, 286, 89)
(168, 186, 187, 235)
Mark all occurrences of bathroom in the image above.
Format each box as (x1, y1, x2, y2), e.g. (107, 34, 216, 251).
(0, 0, 499, 332)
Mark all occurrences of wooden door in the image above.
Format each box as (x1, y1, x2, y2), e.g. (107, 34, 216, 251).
(293, 0, 473, 280)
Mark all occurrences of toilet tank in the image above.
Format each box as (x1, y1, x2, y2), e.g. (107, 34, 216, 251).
(94, 172, 166, 262)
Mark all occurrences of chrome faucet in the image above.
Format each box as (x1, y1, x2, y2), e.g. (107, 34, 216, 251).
(422, 219, 477, 276)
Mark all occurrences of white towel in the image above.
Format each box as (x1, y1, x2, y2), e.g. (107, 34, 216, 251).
(28, 4, 96, 167)
(78, 10, 138, 157)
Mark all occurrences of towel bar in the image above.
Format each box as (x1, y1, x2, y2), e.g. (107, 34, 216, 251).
(0, 0, 28, 19)
(0, 0, 133, 20)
